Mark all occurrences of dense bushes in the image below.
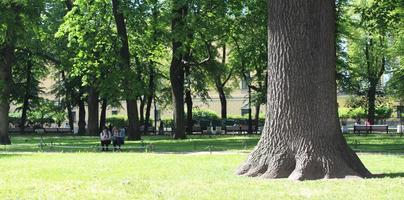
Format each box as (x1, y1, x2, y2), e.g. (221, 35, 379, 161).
(106, 115, 127, 128)
(375, 106, 393, 119)
(339, 106, 393, 119)
(191, 109, 220, 121)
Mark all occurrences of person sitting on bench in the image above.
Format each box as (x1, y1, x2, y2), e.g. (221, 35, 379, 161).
(100, 126, 111, 151)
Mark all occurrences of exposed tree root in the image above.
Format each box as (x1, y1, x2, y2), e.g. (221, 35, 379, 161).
(237, 147, 372, 180)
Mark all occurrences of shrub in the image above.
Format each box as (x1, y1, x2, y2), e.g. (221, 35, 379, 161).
(338, 108, 350, 119)
(106, 115, 127, 128)
(375, 106, 393, 119)
(346, 107, 367, 119)
(161, 118, 174, 127)
(191, 109, 220, 121)
(9, 112, 21, 126)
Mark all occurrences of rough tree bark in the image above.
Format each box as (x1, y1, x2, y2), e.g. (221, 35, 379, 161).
(112, 0, 141, 140)
(237, 0, 371, 180)
(170, 0, 187, 139)
(20, 54, 33, 134)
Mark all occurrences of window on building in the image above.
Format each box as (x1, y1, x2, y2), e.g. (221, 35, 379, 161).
(240, 79, 248, 90)
(112, 110, 118, 115)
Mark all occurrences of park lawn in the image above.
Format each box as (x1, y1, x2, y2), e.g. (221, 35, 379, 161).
(0, 153, 404, 200)
(1, 134, 404, 153)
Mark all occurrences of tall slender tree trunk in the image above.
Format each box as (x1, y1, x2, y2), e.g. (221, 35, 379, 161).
(139, 97, 145, 125)
(62, 1, 75, 133)
(87, 86, 99, 135)
(20, 55, 33, 134)
(61, 71, 74, 132)
(216, 84, 227, 119)
(254, 103, 260, 123)
(100, 98, 107, 129)
(216, 45, 228, 119)
(144, 67, 154, 135)
(170, 1, 187, 139)
(77, 96, 86, 135)
(185, 89, 193, 135)
(237, 0, 371, 180)
(367, 84, 376, 125)
(0, 43, 13, 145)
(112, 0, 141, 140)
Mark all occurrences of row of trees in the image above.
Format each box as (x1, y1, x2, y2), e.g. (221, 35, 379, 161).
(0, 0, 402, 144)
(0, 0, 268, 144)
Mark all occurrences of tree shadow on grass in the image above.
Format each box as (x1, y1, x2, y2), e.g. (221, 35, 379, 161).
(0, 153, 34, 159)
(373, 173, 404, 178)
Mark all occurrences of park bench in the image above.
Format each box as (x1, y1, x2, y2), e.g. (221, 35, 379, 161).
(353, 125, 389, 134)
(44, 128, 72, 133)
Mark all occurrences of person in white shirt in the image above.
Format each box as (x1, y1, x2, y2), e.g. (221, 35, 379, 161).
(100, 126, 111, 151)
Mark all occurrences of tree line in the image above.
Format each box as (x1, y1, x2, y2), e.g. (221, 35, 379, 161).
(0, 0, 402, 144)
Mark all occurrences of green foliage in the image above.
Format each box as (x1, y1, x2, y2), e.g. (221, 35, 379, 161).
(339, 105, 393, 119)
(191, 109, 220, 121)
(338, 0, 402, 95)
(8, 112, 21, 126)
(374, 105, 393, 119)
(161, 118, 174, 127)
(27, 99, 66, 126)
(338, 107, 351, 119)
(106, 115, 127, 128)
(348, 107, 367, 119)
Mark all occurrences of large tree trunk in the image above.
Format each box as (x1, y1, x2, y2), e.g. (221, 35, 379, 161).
(77, 96, 86, 135)
(20, 55, 33, 134)
(112, 0, 141, 140)
(170, 1, 187, 139)
(99, 98, 107, 129)
(237, 0, 371, 180)
(0, 43, 13, 145)
(87, 86, 99, 135)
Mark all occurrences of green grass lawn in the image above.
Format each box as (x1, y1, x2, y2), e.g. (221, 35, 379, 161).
(1, 134, 404, 199)
(2, 133, 404, 153)
(0, 153, 404, 199)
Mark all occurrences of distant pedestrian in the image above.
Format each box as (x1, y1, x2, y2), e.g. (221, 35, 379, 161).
(112, 127, 123, 151)
(100, 126, 111, 151)
(355, 118, 361, 125)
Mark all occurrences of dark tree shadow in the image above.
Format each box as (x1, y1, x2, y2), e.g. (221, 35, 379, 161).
(372, 173, 404, 178)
